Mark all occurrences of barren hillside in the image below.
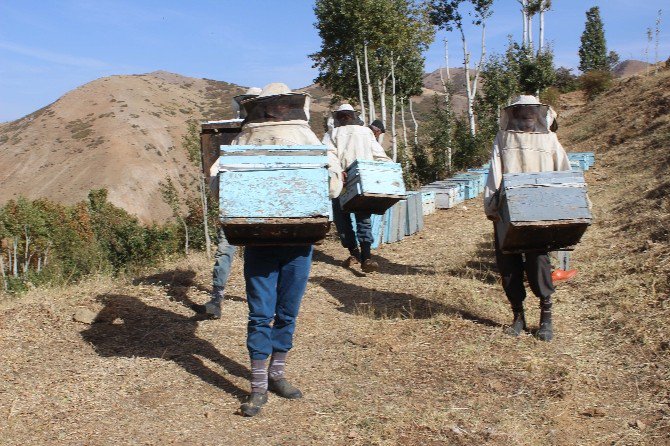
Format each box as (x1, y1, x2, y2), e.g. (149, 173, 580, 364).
(0, 71, 245, 222)
(0, 68, 668, 444)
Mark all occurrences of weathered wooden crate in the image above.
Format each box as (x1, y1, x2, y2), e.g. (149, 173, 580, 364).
(383, 200, 407, 243)
(201, 120, 243, 183)
(218, 145, 331, 246)
(568, 155, 589, 171)
(495, 171, 592, 253)
(405, 192, 424, 235)
(339, 160, 406, 215)
(349, 213, 385, 249)
(443, 178, 477, 200)
(420, 191, 436, 215)
(422, 184, 461, 208)
(569, 152, 595, 168)
(454, 173, 485, 194)
(569, 160, 584, 171)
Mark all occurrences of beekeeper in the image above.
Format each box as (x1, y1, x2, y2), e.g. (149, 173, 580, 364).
(369, 119, 385, 142)
(200, 87, 262, 320)
(483, 95, 571, 342)
(232, 83, 341, 417)
(324, 104, 392, 273)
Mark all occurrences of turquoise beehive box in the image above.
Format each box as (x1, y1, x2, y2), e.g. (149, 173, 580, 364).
(496, 170, 592, 253)
(218, 145, 331, 246)
(339, 160, 407, 215)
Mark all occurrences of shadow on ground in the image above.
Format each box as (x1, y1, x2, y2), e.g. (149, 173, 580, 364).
(313, 249, 432, 276)
(80, 293, 248, 399)
(312, 276, 503, 328)
(447, 239, 499, 285)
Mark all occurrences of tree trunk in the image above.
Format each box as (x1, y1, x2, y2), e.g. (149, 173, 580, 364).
(400, 97, 408, 148)
(528, 13, 534, 51)
(472, 21, 487, 99)
(23, 226, 30, 274)
(539, 2, 545, 53)
(12, 237, 18, 277)
(460, 26, 477, 136)
(363, 43, 376, 122)
(521, 1, 528, 47)
(378, 78, 387, 145)
(355, 53, 367, 124)
(439, 38, 452, 105)
(199, 176, 211, 259)
(0, 249, 6, 291)
(44, 245, 49, 267)
(447, 146, 452, 175)
(390, 56, 397, 162)
(181, 218, 189, 256)
(37, 255, 42, 273)
(409, 98, 419, 148)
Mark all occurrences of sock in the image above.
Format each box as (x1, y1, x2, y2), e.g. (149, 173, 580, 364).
(250, 359, 268, 393)
(360, 242, 371, 262)
(268, 352, 288, 382)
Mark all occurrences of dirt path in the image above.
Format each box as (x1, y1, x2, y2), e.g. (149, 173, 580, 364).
(0, 177, 665, 445)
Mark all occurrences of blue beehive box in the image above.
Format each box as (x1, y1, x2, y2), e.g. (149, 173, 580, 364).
(349, 213, 385, 249)
(420, 191, 436, 215)
(218, 145, 331, 246)
(454, 173, 485, 194)
(405, 192, 424, 236)
(444, 178, 477, 200)
(339, 160, 407, 215)
(496, 170, 592, 253)
(383, 199, 407, 243)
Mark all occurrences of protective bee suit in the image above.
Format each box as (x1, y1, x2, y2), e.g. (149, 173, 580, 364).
(323, 104, 391, 273)
(483, 95, 571, 219)
(482, 95, 571, 343)
(233, 83, 343, 417)
(322, 104, 392, 171)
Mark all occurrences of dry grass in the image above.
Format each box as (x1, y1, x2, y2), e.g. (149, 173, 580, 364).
(1, 70, 669, 445)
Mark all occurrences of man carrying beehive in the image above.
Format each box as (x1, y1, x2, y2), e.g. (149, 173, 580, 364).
(230, 83, 342, 417)
(483, 95, 572, 342)
(324, 104, 392, 273)
(200, 87, 262, 320)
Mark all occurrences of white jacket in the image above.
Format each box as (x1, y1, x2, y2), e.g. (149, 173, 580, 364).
(483, 130, 572, 218)
(210, 120, 343, 198)
(323, 124, 392, 171)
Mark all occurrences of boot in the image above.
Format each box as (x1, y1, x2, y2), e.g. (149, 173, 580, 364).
(504, 307, 526, 336)
(268, 379, 303, 399)
(536, 298, 553, 342)
(240, 358, 269, 416)
(360, 242, 378, 273)
(240, 392, 268, 417)
(343, 247, 361, 268)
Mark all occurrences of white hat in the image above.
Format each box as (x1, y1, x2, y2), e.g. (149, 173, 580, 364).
(506, 95, 543, 108)
(335, 103, 355, 112)
(245, 87, 262, 96)
(258, 82, 293, 98)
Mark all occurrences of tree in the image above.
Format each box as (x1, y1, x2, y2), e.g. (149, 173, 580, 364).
(554, 67, 579, 93)
(428, 0, 494, 136)
(579, 7, 609, 72)
(160, 179, 189, 256)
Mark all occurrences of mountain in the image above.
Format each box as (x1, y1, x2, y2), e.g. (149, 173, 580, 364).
(613, 59, 653, 78)
(0, 71, 245, 222)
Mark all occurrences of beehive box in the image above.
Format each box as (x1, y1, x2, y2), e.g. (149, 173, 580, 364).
(422, 184, 461, 208)
(454, 173, 485, 194)
(383, 200, 407, 243)
(201, 120, 243, 188)
(569, 152, 595, 168)
(339, 160, 406, 214)
(219, 145, 331, 246)
(420, 191, 436, 215)
(405, 192, 424, 235)
(348, 213, 385, 249)
(496, 171, 592, 253)
(442, 178, 477, 200)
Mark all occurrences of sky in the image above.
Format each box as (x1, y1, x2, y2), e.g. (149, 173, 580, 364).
(0, 0, 668, 122)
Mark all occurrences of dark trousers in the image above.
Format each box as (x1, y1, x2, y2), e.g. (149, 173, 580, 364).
(494, 227, 555, 309)
(244, 245, 313, 360)
(331, 199, 373, 250)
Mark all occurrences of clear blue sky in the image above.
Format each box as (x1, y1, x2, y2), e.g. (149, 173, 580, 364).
(1, 0, 667, 122)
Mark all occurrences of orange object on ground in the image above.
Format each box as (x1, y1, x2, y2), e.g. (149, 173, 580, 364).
(552, 269, 578, 282)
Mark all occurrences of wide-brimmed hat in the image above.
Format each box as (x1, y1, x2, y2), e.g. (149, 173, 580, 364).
(505, 95, 544, 108)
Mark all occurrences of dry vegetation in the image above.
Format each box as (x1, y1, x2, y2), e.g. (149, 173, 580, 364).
(0, 70, 669, 445)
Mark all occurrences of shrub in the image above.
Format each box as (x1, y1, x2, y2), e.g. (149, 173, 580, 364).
(580, 70, 612, 100)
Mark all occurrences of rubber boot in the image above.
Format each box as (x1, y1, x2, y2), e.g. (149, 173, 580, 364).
(536, 298, 553, 342)
(504, 306, 526, 336)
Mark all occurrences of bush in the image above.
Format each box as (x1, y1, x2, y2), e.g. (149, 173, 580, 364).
(540, 87, 561, 109)
(580, 70, 613, 100)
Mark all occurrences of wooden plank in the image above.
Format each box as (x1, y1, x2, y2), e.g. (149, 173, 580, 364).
(222, 217, 330, 246)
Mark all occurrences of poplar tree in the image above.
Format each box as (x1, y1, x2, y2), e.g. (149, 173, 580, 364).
(578, 6, 608, 72)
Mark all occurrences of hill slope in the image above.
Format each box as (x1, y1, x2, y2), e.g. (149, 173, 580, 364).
(0, 68, 668, 444)
(0, 71, 245, 222)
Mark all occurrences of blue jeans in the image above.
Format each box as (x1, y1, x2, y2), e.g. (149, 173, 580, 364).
(212, 227, 237, 292)
(244, 245, 313, 360)
(331, 199, 373, 249)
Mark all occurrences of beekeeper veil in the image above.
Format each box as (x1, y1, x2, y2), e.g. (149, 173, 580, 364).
(332, 103, 360, 127)
(500, 95, 552, 133)
(231, 87, 262, 119)
(241, 83, 311, 124)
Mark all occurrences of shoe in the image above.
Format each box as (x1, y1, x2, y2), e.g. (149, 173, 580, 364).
(268, 379, 303, 399)
(361, 259, 379, 273)
(203, 300, 221, 319)
(536, 309, 553, 342)
(343, 255, 360, 268)
(240, 392, 268, 417)
(551, 269, 578, 282)
(504, 310, 526, 336)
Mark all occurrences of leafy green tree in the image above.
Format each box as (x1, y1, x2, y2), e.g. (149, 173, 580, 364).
(579, 6, 609, 72)
(554, 67, 579, 93)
